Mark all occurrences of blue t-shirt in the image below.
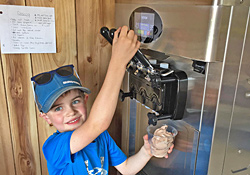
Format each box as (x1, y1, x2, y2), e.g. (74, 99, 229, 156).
(43, 130, 127, 175)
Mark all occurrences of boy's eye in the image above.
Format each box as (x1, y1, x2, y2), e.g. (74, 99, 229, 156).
(55, 106, 62, 112)
(72, 100, 80, 105)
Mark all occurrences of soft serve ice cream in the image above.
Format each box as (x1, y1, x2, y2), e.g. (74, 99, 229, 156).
(150, 125, 175, 158)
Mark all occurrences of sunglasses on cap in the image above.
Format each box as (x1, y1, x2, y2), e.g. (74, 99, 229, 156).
(31, 64, 78, 85)
(30, 64, 86, 112)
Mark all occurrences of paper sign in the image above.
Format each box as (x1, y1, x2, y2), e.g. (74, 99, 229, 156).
(0, 5, 56, 54)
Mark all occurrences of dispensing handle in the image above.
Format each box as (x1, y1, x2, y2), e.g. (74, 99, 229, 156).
(147, 112, 172, 126)
(135, 49, 152, 69)
(107, 27, 154, 71)
(119, 88, 135, 102)
(109, 28, 116, 39)
(100, 27, 113, 45)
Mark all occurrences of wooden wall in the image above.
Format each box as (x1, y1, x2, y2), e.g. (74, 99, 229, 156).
(116, 0, 213, 5)
(0, 0, 117, 174)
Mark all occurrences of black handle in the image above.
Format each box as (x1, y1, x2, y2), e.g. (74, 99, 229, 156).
(111, 28, 151, 69)
(135, 50, 151, 68)
(101, 27, 153, 70)
(100, 27, 113, 45)
(119, 89, 135, 102)
(148, 112, 172, 126)
(109, 28, 116, 39)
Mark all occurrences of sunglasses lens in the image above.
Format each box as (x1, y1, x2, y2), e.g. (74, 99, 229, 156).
(34, 73, 52, 85)
(56, 66, 73, 77)
(32, 65, 74, 85)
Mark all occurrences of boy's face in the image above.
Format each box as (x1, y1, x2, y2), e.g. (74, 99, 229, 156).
(40, 89, 88, 133)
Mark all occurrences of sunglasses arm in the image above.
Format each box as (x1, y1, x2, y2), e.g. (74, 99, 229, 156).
(31, 81, 42, 112)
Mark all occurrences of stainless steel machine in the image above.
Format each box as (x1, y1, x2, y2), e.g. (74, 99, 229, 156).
(102, 0, 250, 174)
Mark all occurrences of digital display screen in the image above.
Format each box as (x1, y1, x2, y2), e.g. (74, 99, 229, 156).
(134, 12, 155, 39)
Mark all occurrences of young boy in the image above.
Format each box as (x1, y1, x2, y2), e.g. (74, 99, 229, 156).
(31, 26, 173, 175)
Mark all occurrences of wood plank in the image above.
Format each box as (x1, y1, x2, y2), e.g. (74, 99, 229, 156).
(0, 55, 16, 175)
(2, 54, 41, 175)
(76, 0, 102, 110)
(76, 0, 115, 112)
(116, 0, 213, 5)
(26, 0, 78, 174)
(0, 1, 41, 174)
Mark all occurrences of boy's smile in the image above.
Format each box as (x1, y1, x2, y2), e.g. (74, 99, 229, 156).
(40, 89, 88, 133)
(66, 117, 81, 124)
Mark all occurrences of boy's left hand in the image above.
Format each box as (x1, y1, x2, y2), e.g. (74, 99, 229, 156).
(143, 134, 174, 159)
(111, 26, 141, 69)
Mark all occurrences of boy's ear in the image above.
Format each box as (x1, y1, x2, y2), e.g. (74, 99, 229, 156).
(39, 112, 52, 125)
(84, 94, 89, 104)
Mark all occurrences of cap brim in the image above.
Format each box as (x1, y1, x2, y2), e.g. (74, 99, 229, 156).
(42, 86, 90, 113)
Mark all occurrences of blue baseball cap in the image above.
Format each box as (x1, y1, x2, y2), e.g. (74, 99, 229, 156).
(32, 68, 90, 113)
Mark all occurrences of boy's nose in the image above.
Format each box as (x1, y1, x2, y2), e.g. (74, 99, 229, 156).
(65, 106, 76, 116)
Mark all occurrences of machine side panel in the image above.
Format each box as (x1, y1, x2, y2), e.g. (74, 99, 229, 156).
(222, 6, 250, 175)
(208, 6, 249, 175)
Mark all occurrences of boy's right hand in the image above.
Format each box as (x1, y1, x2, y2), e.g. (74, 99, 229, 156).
(143, 134, 174, 159)
(110, 26, 141, 69)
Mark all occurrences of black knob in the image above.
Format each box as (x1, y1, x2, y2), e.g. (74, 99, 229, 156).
(147, 113, 158, 126)
(147, 112, 172, 126)
(109, 28, 116, 39)
(119, 89, 135, 102)
(100, 27, 112, 44)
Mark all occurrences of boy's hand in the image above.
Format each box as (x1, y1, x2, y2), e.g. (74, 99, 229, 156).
(110, 26, 141, 69)
(116, 134, 174, 174)
(143, 134, 174, 159)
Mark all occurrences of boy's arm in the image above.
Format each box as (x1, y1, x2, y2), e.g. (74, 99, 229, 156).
(70, 26, 140, 154)
(115, 146, 152, 175)
(115, 135, 174, 175)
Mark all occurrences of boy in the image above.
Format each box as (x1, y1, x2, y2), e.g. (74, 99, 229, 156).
(31, 26, 173, 175)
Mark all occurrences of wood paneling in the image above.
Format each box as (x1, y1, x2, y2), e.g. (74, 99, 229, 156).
(0, 0, 41, 174)
(0, 55, 16, 175)
(0, 0, 118, 174)
(2, 54, 41, 175)
(116, 0, 213, 5)
(76, 0, 115, 111)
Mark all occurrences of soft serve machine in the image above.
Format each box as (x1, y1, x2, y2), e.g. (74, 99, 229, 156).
(101, 0, 250, 174)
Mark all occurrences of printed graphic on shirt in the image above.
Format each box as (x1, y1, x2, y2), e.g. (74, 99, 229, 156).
(84, 157, 108, 175)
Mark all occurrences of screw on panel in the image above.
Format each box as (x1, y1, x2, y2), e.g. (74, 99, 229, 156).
(247, 78, 250, 84)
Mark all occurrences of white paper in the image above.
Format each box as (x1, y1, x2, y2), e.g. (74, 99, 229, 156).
(0, 5, 56, 54)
